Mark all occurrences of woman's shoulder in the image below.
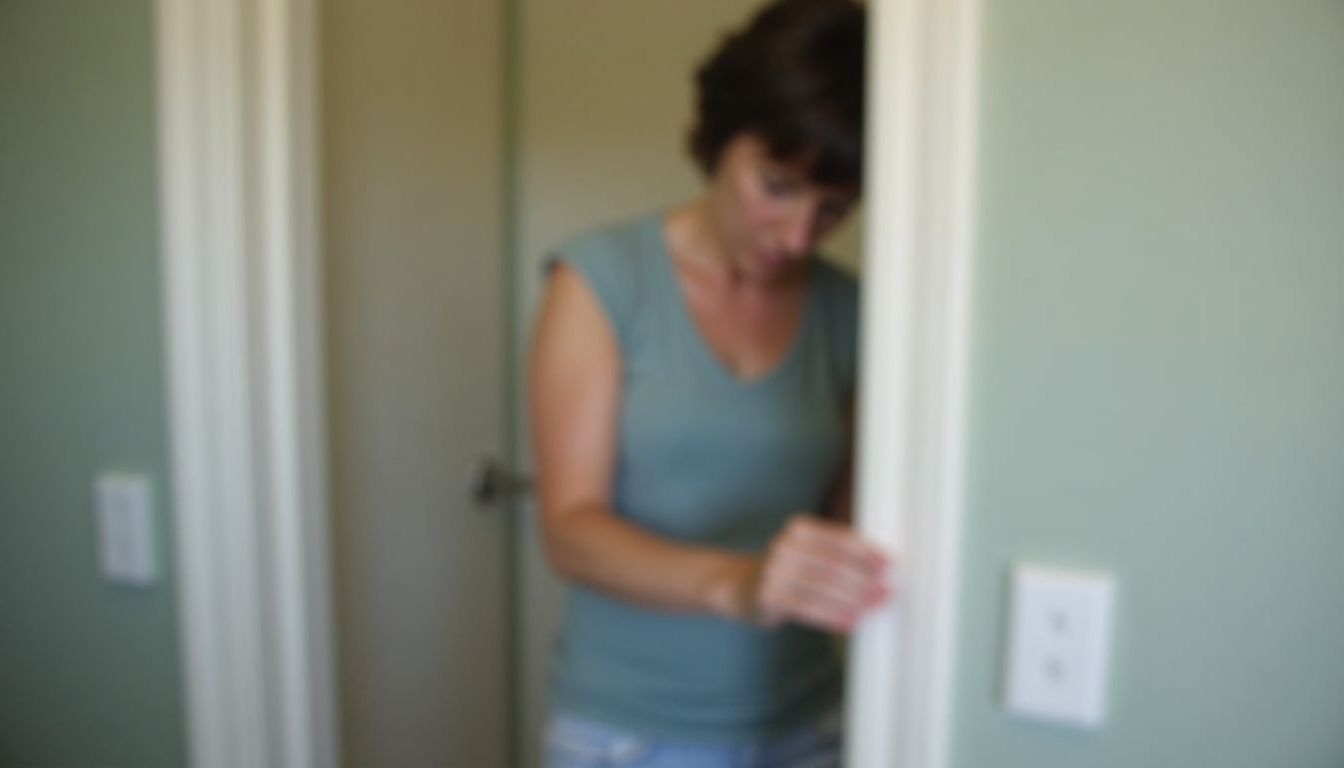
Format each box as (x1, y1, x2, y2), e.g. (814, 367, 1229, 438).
(545, 212, 664, 345)
(552, 211, 661, 265)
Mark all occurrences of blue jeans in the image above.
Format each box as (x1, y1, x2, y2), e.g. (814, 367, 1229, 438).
(544, 711, 843, 768)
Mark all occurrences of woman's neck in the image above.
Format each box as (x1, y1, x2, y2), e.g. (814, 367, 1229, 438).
(664, 199, 806, 292)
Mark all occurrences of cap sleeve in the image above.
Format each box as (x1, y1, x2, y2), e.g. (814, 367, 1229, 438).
(542, 233, 639, 352)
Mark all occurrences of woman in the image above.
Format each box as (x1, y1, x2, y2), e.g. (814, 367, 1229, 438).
(529, 1, 890, 765)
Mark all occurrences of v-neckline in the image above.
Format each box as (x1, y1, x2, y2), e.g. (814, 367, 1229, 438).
(646, 212, 816, 389)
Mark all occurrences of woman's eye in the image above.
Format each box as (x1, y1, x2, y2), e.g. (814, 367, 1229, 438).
(762, 172, 797, 197)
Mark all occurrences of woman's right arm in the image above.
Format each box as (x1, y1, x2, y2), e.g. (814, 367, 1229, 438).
(529, 263, 889, 631)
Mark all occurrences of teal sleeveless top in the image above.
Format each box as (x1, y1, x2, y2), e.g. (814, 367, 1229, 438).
(545, 212, 860, 742)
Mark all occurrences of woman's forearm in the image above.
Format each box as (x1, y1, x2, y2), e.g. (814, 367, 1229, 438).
(543, 504, 759, 621)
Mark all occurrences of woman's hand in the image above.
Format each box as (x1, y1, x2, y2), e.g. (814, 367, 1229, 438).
(728, 514, 894, 634)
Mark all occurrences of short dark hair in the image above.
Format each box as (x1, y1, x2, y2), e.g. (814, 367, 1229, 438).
(689, 0, 866, 188)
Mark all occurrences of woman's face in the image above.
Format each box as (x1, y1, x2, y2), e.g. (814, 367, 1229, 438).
(706, 132, 858, 283)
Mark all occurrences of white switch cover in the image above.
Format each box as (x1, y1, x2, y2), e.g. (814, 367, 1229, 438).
(95, 472, 157, 586)
(1004, 564, 1115, 729)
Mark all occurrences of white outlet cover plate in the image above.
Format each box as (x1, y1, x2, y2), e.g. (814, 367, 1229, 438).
(1004, 563, 1115, 729)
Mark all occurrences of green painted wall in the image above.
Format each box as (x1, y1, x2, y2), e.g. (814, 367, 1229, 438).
(0, 2, 185, 765)
(953, 1, 1344, 766)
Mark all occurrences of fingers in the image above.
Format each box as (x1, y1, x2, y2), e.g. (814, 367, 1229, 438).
(782, 591, 865, 634)
(768, 544, 883, 612)
(784, 517, 889, 578)
(756, 515, 897, 634)
(762, 574, 884, 633)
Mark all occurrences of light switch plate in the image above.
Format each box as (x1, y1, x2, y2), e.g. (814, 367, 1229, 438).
(1004, 564, 1115, 729)
(95, 472, 157, 586)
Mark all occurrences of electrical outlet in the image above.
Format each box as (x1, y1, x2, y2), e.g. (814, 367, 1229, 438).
(1004, 564, 1115, 729)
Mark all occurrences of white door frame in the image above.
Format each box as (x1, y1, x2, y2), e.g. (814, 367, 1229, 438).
(846, 0, 981, 765)
(154, 0, 979, 766)
(155, 0, 338, 766)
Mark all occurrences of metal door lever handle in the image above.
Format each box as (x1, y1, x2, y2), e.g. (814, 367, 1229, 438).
(470, 456, 533, 506)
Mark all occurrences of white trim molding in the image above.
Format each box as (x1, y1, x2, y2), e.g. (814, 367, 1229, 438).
(156, 1, 338, 766)
(846, 0, 981, 766)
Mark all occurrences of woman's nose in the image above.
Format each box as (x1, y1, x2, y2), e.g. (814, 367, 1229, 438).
(779, 205, 817, 256)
